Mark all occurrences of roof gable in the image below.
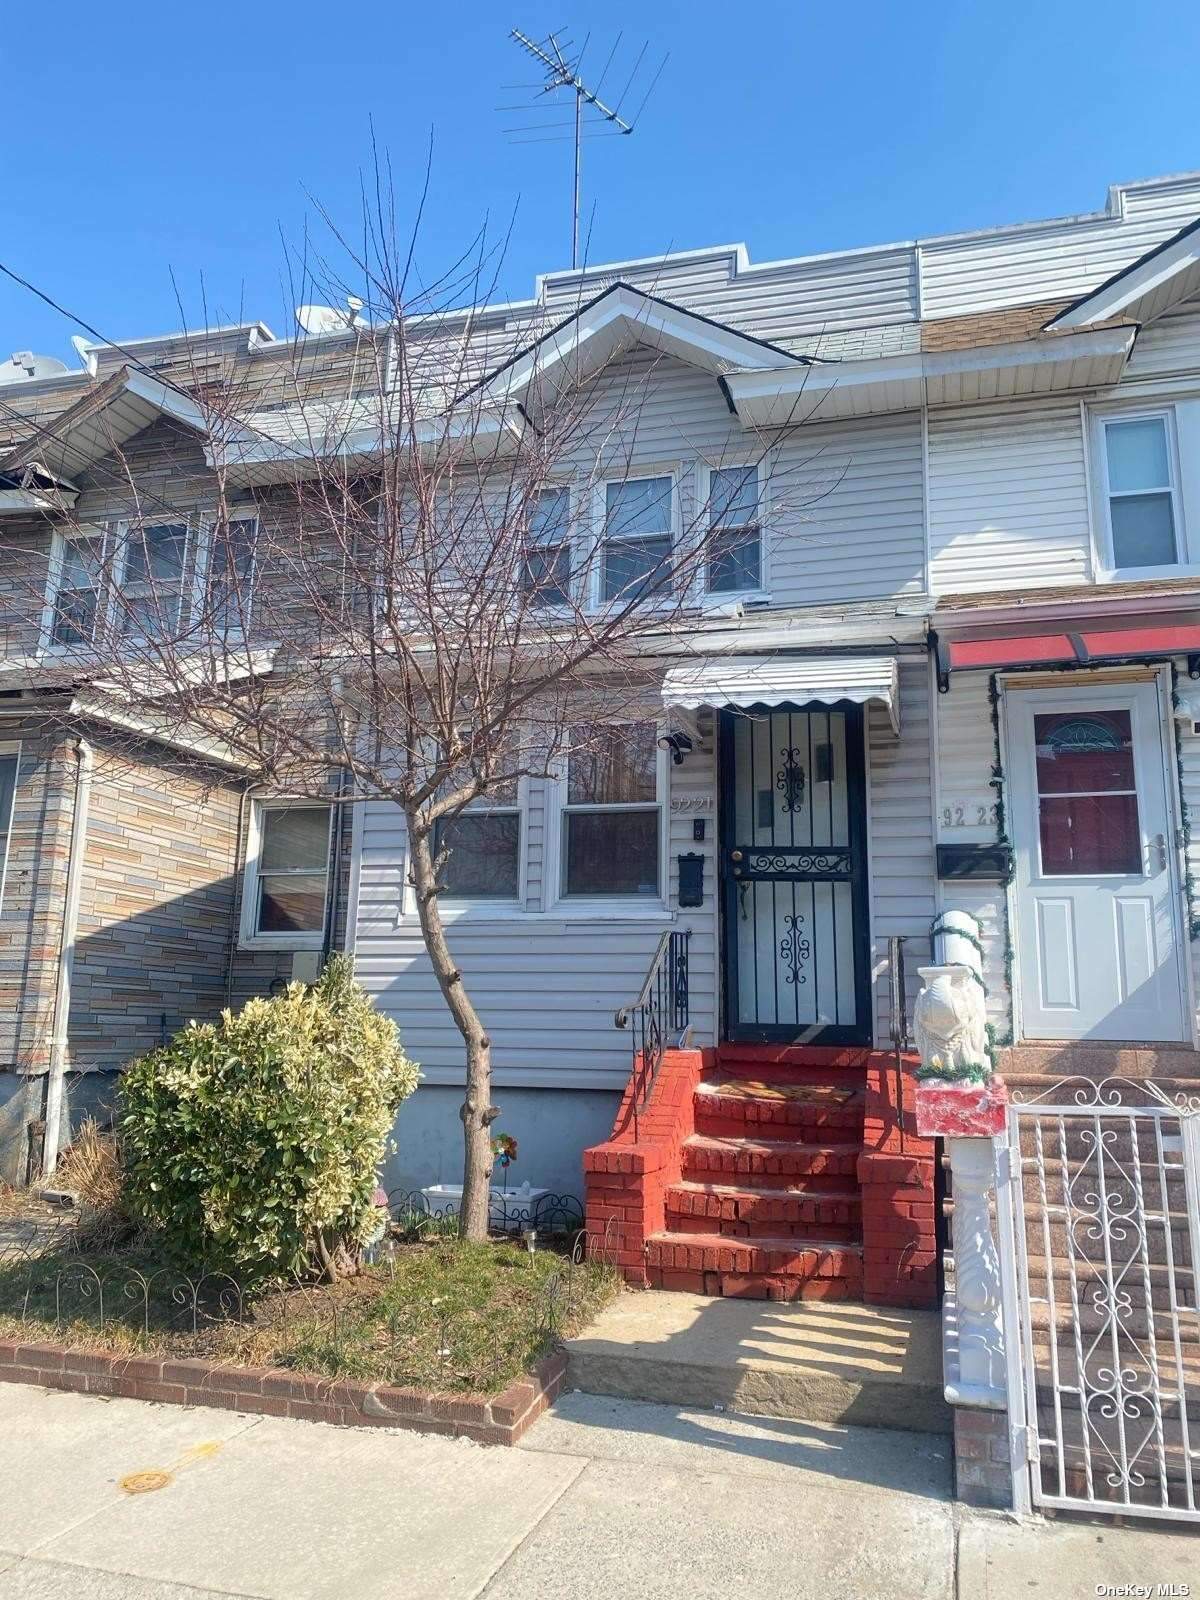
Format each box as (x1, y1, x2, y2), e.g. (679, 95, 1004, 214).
(456, 282, 806, 413)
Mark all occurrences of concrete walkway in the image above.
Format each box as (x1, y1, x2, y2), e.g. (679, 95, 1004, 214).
(563, 1288, 951, 1432)
(0, 1383, 1196, 1599)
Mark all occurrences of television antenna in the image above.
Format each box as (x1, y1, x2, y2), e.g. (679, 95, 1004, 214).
(505, 28, 667, 270)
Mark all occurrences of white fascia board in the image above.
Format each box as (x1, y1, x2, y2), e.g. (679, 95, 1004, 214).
(123, 371, 209, 433)
(208, 407, 520, 484)
(1047, 222, 1200, 329)
(0, 487, 79, 514)
(724, 326, 1135, 423)
(68, 694, 252, 771)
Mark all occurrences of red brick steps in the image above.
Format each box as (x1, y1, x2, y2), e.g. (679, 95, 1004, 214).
(682, 1133, 860, 1186)
(583, 1042, 937, 1308)
(665, 1180, 861, 1241)
(646, 1230, 864, 1301)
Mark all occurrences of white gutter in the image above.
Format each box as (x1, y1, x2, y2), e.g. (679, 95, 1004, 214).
(43, 737, 93, 1177)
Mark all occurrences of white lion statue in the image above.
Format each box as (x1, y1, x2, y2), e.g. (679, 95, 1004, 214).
(913, 964, 989, 1077)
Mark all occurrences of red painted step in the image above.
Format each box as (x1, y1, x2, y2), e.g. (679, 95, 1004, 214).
(665, 1180, 862, 1243)
(682, 1133, 861, 1188)
(693, 1082, 864, 1141)
(646, 1231, 864, 1301)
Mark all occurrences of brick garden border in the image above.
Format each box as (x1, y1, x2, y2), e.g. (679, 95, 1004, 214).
(0, 1337, 567, 1446)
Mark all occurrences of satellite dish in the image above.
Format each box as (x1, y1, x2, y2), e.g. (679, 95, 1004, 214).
(0, 351, 71, 384)
(296, 305, 351, 335)
(295, 299, 370, 335)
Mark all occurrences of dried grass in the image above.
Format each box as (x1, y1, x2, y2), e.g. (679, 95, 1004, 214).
(45, 1120, 140, 1253)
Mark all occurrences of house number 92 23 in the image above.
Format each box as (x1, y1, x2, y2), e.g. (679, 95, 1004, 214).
(941, 803, 997, 828)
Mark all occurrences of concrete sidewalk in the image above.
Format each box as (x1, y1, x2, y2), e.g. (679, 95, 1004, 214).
(0, 1383, 1196, 1599)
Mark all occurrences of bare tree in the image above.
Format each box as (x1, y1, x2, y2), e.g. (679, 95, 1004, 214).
(0, 179, 833, 1239)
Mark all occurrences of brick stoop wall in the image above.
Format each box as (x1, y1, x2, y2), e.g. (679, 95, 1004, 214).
(857, 1054, 938, 1308)
(584, 1044, 937, 1307)
(0, 1338, 566, 1446)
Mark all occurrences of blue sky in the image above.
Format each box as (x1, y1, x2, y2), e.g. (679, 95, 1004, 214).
(3, 0, 1198, 361)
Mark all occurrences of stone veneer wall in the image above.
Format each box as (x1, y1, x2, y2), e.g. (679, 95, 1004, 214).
(0, 720, 352, 1182)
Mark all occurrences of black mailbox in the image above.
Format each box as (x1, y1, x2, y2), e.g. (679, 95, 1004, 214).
(678, 852, 705, 908)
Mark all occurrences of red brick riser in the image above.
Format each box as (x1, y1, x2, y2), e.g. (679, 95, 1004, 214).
(584, 1044, 936, 1308)
(0, 1339, 566, 1446)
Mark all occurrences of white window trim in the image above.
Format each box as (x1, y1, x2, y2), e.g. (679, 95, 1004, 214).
(398, 778, 531, 924)
(698, 458, 771, 602)
(519, 485, 575, 612)
(38, 525, 109, 655)
(194, 513, 260, 638)
(240, 798, 333, 951)
(111, 517, 194, 641)
(1092, 405, 1189, 581)
(589, 469, 681, 612)
(546, 721, 670, 912)
(0, 740, 20, 915)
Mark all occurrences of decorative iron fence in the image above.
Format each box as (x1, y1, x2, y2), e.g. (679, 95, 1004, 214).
(614, 928, 690, 1140)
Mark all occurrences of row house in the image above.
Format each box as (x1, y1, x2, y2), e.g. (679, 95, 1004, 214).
(2, 172, 1200, 1312)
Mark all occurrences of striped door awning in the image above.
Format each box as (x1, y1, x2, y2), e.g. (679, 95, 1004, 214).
(660, 654, 900, 732)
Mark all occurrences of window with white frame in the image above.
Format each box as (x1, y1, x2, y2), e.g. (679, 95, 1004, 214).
(598, 475, 674, 604)
(705, 464, 762, 593)
(0, 749, 17, 913)
(205, 517, 258, 635)
(561, 722, 661, 897)
(1100, 413, 1182, 571)
(117, 522, 190, 637)
(521, 488, 572, 606)
(47, 531, 106, 648)
(433, 778, 522, 900)
(244, 802, 331, 945)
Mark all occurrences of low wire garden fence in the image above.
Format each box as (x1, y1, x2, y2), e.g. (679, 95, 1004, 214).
(0, 1191, 616, 1395)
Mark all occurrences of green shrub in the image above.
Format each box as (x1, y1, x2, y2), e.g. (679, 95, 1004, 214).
(119, 956, 419, 1281)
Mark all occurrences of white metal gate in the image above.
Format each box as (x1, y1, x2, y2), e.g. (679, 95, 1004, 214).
(997, 1078, 1200, 1521)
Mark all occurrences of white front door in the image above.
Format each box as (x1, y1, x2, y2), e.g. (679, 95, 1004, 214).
(1008, 679, 1186, 1042)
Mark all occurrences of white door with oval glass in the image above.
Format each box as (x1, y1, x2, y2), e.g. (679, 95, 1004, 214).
(1008, 681, 1186, 1042)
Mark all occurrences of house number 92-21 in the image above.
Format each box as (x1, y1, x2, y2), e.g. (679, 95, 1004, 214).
(941, 803, 997, 828)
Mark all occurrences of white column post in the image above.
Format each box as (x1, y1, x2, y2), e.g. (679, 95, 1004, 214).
(945, 1135, 1006, 1405)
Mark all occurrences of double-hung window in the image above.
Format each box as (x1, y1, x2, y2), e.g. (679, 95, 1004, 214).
(561, 722, 661, 897)
(118, 522, 190, 637)
(598, 476, 674, 604)
(244, 802, 331, 946)
(206, 517, 258, 636)
(1100, 412, 1182, 571)
(705, 465, 762, 594)
(433, 779, 522, 901)
(47, 531, 105, 648)
(521, 488, 572, 607)
(0, 748, 17, 913)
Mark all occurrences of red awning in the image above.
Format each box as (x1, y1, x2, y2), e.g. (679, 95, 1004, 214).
(946, 623, 1200, 672)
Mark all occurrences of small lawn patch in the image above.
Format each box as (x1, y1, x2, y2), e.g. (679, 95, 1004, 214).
(0, 1236, 619, 1395)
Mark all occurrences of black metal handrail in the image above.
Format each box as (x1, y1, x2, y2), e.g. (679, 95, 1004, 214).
(614, 929, 690, 1142)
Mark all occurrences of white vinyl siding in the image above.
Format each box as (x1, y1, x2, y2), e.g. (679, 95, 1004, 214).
(918, 176, 1200, 319)
(550, 350, 925, 610)
(932, 670, 1011, 1031)
(927, 403, 1092, 595)
(867, 658, 937, 1042)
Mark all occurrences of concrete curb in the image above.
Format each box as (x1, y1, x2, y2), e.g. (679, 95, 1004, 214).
(0, 1336, 567, 1446)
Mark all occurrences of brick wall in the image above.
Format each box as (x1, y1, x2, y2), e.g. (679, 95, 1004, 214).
(856, 1056, 938, 1308)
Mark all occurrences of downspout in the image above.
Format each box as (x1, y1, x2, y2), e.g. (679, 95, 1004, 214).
(43, 736, 93, 1178)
